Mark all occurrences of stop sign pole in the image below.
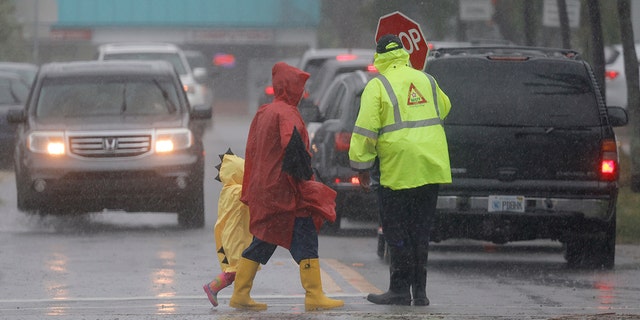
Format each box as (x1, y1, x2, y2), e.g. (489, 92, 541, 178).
(375, 11, 428, 71)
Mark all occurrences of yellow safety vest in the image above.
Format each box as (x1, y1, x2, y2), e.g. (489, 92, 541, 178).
(349, 54, 452, 190)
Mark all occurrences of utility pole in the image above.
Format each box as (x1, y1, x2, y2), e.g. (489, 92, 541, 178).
(586, 0, 604, 97)
(557, 0, 571, 48)
(617, 0, 640, 192)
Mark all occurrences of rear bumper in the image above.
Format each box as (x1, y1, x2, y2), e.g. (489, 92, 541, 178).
(431, 207, 614, 244)
(432, 182, 617, 243)
(333, 182, 379, 221)
(326, 175, 617, 243)
(436, 195, 614, 220)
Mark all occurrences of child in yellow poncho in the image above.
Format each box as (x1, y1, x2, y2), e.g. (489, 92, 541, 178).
(203, 152, 254, 307)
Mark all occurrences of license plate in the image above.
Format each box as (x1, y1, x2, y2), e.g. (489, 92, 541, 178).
(488, 195, 525, 213)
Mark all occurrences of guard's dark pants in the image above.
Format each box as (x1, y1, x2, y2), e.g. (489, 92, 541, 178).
(378, 184, 439, 300)
(242, 216, 319, 265)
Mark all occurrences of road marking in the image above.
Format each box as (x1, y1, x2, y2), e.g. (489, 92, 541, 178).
(320, 265, 342, 293)
(322, 258, 383, 294)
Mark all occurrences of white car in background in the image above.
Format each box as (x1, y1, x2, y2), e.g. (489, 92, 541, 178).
(604, 43, 640, 108)
(96, 42, 213, 111)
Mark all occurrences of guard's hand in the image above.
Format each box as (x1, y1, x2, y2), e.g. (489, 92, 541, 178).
(358, 171, 372, 192)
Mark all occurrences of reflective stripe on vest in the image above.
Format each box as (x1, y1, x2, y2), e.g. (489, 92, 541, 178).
(374, 74, 442, 136)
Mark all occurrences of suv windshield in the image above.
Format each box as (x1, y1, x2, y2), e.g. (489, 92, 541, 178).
(428, 59, 601, 127)
(103, 52, 187, 75)
(35, 76, 179, 118)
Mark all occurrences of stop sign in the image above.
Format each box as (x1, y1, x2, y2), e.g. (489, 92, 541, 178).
(375, 11, 428, 71)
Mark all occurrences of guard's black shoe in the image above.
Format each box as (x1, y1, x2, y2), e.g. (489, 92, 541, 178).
(413, 297, 430, 306)
(366, 291, 411, 305)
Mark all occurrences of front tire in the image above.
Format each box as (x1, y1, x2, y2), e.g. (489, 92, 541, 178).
(15, 170, 38, 213)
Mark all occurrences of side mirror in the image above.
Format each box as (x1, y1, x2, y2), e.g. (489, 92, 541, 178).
(193, 67, 208, 83)
(191, 104, 212, 120)
(607, 106, 628, 127)
(7, 109, 26, 123)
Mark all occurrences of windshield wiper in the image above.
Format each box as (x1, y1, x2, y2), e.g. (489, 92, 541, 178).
(152, 79, 177, 113)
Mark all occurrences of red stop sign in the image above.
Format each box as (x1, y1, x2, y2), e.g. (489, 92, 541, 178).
(375, 11, 428, 71)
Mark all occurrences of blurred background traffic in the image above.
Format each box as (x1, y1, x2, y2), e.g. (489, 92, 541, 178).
(1, 0, 638, 116)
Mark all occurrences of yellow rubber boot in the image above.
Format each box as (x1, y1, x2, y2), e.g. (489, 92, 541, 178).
(229, 258, 267, 311)
(299, 258, 344, 311)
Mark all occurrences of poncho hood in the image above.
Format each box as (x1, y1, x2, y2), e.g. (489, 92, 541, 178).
(272, 62, 310, 106)
(220, 154, 244, 187)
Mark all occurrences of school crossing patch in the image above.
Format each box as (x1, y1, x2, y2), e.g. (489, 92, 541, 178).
(407, 83, 427, 106)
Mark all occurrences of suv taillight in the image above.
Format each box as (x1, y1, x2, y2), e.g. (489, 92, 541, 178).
(334, 176, 359, 185)
(334, 132, 351, 152)
(600, 139, 618, 181)
(605, 70, 619, 81)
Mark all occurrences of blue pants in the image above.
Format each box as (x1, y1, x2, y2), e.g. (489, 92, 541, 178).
(242, 217, 319, 265)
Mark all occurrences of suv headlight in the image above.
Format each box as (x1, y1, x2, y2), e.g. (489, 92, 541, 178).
(28, 131, 65, 155)
(155, 128, 193, 153)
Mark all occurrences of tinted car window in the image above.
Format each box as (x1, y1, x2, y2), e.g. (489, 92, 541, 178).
(308, 65, 369, 99)
(303, 58, 328, 76)
(324, 84, 347, 120)
(103, 52, 187, 75)
(345, 91, 363, 128)
(36, 76, 179, 117)
(428, 59, 601, 127)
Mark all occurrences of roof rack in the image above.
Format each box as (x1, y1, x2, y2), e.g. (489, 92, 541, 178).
(431, 46, 581, 60)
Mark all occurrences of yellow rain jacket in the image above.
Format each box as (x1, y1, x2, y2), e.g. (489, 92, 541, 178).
(214, 154, 253, 273)
(349, 46, 452, 190)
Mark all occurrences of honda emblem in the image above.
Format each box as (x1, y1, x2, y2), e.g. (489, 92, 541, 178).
(103, 137, 118, 152)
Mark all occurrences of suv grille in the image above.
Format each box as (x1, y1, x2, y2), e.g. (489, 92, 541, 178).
(70, 135, 152, 158)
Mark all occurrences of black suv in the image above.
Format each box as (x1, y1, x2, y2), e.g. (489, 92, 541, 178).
(309, 70, 379, 231)
(8, 60, 212, 228)
(407, 46, 627, 269)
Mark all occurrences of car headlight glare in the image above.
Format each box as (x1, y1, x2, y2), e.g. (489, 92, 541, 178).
(156, 128, 192, 153)
(28, 131, 65, 155)
(156, 139, 174, 153)
(47, 142, 66, 155)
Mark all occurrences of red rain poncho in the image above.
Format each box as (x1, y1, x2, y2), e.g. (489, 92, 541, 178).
(241, 62, 336, 249)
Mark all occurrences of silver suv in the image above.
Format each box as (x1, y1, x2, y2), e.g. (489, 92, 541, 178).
(7, 60, 211, 228)
(97, 42, 214, 112)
